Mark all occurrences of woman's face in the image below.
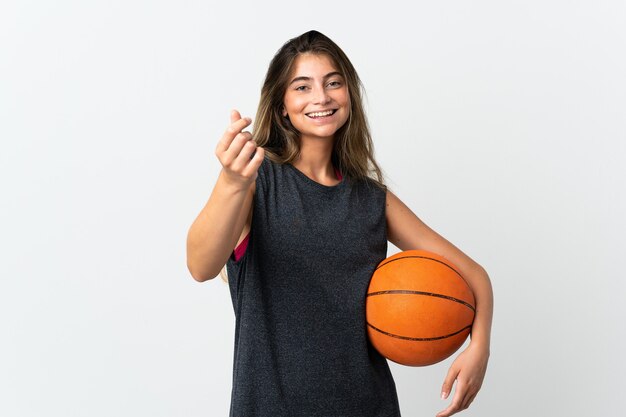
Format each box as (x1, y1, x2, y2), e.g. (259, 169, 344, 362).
(282, 53, 350, 143)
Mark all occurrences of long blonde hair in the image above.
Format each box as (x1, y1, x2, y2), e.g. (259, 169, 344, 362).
(220, 30, 386, 283)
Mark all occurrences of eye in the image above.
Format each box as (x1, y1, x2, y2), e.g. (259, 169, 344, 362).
(328, 80, 342, 88)
(295, 85, 308, 91)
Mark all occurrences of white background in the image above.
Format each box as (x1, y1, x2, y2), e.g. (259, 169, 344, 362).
(2, 1, 624, 416)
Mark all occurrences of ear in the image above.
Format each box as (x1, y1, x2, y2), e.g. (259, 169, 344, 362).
(281, 105, 287, 117)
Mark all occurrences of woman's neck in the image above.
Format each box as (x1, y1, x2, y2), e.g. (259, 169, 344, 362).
(292, 136, 337, 184)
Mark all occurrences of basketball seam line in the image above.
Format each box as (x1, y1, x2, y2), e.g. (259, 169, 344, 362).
(366, 322, 473, 341)
(366, 290, 476, 312)
(376, 255, 463, 279)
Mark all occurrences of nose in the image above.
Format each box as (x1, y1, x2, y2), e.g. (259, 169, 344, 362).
(312, 84, 331, 105)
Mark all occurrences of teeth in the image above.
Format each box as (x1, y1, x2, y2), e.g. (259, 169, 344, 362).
(308, 110, 334, 117)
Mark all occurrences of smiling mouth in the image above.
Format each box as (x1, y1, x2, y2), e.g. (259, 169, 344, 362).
(306, 109, 337, 119)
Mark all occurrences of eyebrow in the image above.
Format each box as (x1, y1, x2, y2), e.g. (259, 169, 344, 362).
(289, 71, 343, 86)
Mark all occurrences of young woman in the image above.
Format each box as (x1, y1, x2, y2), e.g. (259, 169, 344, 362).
(187, 30, 493, 417)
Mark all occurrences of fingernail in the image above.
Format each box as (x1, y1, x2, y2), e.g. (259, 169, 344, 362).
(244, 117, 252, 122)
(440, 392, 447, 399)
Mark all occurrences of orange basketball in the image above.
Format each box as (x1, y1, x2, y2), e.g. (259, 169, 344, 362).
(366, 250, 475, 366)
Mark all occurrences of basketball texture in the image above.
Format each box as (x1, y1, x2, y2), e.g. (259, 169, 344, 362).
(366, 250, 475, 366)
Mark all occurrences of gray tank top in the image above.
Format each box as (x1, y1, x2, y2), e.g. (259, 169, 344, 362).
(226, 156, 401, 417)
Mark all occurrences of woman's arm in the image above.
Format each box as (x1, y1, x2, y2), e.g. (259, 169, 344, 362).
(385, 189, 493, 417)
(186, 111, 264, 282)
(187, 176, 255, 281)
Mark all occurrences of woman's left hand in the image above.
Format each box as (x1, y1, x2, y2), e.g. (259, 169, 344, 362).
(435, 342, 490, 417)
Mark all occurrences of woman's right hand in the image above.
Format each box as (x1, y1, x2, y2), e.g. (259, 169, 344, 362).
(215, 109, 265, 190)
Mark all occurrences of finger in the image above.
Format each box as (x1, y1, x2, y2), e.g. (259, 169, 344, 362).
(216, 117, 252, 155)
(440, 365, 459, 400)
(229, 143, 264, 182)
(436, 380, 466, 417)
(460, 389, 478, 411)
(230, 137, 258, 172)
(241, 146, 265, 178)
(224, 117, 252, 143)
(230, 109, 242, 124)
(220, 131, 253, 168)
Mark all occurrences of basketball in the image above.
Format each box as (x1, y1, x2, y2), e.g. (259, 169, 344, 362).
(366, 250, 476, 366)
